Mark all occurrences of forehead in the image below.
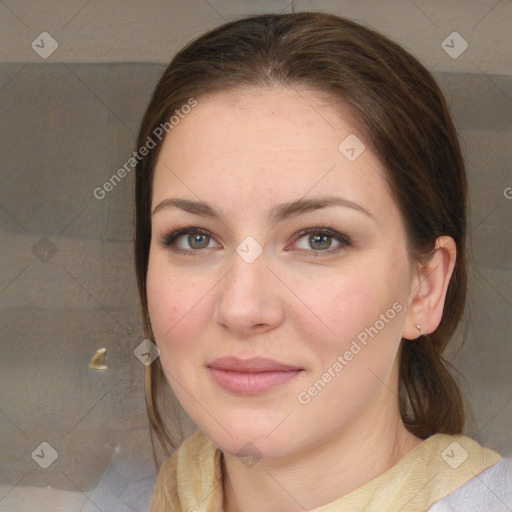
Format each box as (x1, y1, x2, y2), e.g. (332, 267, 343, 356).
(159, 85, 363, 157)
(151, 85, 397, 224)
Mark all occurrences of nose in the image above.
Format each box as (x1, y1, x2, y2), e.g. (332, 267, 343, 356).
(213, 247, 285, 337)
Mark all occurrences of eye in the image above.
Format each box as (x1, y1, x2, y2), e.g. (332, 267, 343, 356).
(160, 226, 219, 255)
(290, 227, 352, 256)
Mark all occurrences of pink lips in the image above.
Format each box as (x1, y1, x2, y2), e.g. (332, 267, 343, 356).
(207, 357, 303, 395)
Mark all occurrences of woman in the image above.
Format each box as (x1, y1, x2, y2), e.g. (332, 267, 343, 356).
(133, 12, 512, 511)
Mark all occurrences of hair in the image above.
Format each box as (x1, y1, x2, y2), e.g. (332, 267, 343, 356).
(134, 12, 468, 468)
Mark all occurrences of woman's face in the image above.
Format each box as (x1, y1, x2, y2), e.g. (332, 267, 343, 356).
(147, 86, 417, 458)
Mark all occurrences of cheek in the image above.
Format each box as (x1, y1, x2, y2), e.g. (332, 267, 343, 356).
(146, 256, 205, 351)
(295, 269, 375, 341)
(292, 263, 403, 366)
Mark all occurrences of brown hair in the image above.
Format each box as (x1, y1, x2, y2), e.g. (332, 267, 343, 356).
(134, 12, 468, 468)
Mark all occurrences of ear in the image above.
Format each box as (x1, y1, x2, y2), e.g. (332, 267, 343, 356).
(403, 236, 457, 340)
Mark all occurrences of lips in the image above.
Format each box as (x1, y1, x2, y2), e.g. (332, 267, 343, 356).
(207, 357, 304, 395)
(208, 356, 303, 372)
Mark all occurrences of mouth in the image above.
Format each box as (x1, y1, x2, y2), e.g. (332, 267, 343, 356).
(207, 357, 304, 395)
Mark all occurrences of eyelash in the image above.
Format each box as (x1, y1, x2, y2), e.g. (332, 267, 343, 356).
(159, 225, 352, 257)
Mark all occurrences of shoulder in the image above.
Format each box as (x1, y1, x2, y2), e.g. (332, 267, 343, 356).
(157, 428, 214, 474)
(148, 430, 219, 512)
(147, 445, 181, 512)
(428, 455, 512, 511)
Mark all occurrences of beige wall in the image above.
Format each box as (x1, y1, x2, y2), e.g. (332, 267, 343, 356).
(0, 0, 510, 74)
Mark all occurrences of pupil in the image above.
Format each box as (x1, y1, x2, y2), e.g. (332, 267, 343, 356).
(189, 233, 208, 249)
(310, 234, 331, 250)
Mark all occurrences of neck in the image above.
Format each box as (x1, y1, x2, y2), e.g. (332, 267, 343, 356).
(222, 403, 423, 512)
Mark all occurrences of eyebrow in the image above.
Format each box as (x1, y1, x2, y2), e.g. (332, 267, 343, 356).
(152, 195, 376, 225)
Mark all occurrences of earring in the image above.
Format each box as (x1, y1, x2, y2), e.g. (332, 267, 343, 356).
(416, 324, 421, 335)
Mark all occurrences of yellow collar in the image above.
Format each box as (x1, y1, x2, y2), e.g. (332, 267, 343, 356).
(150, 430, 501, 511)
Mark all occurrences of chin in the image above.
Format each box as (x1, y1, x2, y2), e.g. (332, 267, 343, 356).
(217, 435, 293, 461)
(197, 414, 296, 459)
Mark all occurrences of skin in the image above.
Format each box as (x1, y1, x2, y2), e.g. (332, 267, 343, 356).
(146, 85, 457, 512)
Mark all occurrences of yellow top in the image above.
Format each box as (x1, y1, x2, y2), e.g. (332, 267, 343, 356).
(149, 430, 502, 512)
